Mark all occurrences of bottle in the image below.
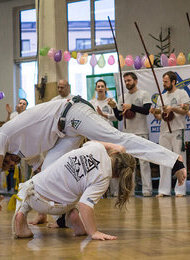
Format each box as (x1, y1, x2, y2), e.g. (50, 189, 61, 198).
(0, 91, 5, 100)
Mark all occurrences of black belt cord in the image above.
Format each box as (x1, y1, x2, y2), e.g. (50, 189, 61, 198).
(59, 95, 95, 131)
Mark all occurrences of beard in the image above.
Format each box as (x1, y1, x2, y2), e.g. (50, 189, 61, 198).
(164, 84, 173, 91)
(126, 83, 135, 90)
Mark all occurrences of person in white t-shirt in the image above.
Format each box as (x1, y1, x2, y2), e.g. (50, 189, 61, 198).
(90, 79, 117, 125)
(90, 79, 118, 197)
(108, 72, 152, 197)
(0, 97, 186, 192)
(150, 71, 190, 197)
(13, 141, 136, 240)
(51, 79, 73, 101)
(5, 98, 28, 121)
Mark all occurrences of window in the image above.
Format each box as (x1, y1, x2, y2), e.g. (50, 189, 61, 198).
(14, 6, 37, 108)
(22, 40, 30, 52)
(20, 61, 38, 108)
(20, 9, 37, 57)
(94, 0, 115, 46)
(67, 0, 91, 51)
(67, 0, 115, 52)
(76, 38, 91, 50)
(67, 1, 118, 99)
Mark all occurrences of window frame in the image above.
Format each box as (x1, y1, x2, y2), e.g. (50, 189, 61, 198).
(13, 4, 37, 106)
(13, 4, 37, 64)
(66, 0, 115, 53)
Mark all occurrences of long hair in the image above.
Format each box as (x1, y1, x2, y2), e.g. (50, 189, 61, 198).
(112, 152, 136, 210)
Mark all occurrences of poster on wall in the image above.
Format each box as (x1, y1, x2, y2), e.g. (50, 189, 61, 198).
(114, 65, 190, 143)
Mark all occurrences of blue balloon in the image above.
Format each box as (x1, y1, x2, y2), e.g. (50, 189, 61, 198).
(19, 88, 27, 99)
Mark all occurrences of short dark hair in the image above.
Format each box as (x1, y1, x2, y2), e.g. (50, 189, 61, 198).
(163, 71, 177, 84)
(123, 72, 138, 81)
(96, 79, 107, 87)
(19, 98, 28, 107)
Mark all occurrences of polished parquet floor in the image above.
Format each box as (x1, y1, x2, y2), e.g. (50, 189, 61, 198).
(0, 196, 190, 260)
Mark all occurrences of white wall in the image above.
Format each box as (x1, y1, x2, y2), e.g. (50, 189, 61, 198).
(0, 0, 34, 121)
(116, 0, 190, 57)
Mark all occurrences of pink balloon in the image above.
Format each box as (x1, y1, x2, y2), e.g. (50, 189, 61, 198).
(54, 50, 62, 62)
(108, 55, 115, 65)
(160, 54, 168, 67)
(48, 48, 56, 59)
(90, 54, 97, 67)
(63, 51, 71, 62)
(169, 53, 176, 60)
(125, 55, 134, 66)
(168, 58, 177, 66)
(134, 56, 142, 70)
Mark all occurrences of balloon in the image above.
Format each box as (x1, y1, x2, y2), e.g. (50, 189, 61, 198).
(160, 54, 168, 67)
(97, 54, 106, 68)
(170, 53, 176, 59)
(176, 52, 186, 65)
(144, 55, 154, 68)
(0, 91, 5, 100)
(187, 52, 190, 62)
(133, 56, 142, 70)
(19, 88, 27, 99)
(168, 53, 176, 66)
(108, 55, 115, 65)
(79, 56, 85, 64)
(63, 51, 71, 62)
(119, 55, 125, 68)
(90, 54, 97, 67)
(71, 51, 77, 59)
(48, 48, 56, 59)
(77, 52, 82, 64)
(141, 55, 147, 67)
(54, 50, 62, 62)
(40, 47, 49, 56)
(188, 52, 190, 62)
(125, 55, 134, 66)
(83, 53, 88, 64)
(79, 54, 88, 64)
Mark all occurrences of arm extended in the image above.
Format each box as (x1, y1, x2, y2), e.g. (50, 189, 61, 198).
(78, 202, 117, 240)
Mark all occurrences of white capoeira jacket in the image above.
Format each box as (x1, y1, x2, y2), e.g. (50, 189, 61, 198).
(32, 141, 112, 208)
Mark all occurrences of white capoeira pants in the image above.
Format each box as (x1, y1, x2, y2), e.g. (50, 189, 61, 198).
(158, 130, 186, 195)
(16, 180, 76, 217)
(43, 103, 179, 170)
(136, 134, 152, 195)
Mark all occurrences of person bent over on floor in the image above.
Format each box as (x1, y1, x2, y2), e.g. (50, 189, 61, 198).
(13, 141, 135, 241)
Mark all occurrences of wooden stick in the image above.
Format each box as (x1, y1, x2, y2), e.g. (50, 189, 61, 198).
(108, 16, 126, 129)
(186, 12, 190, 29)
(134, 21, 172, 133)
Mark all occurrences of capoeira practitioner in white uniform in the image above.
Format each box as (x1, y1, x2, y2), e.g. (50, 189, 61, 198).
(13, 141, 136, 240)
(0, 96, 186, 227)
(0, 96, 186, 187)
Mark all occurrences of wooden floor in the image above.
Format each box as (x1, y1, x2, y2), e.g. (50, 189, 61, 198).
(1, 196, 190, 260)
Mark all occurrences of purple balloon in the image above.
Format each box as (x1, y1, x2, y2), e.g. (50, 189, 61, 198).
(160, 54, 168, 67)
(134, 56, 142, 70)
(0, 91, 5, 100)
(54, 50, 62, 62)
